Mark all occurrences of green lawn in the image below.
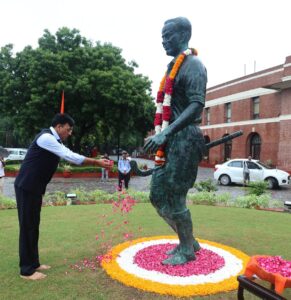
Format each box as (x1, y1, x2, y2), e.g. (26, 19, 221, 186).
(0, 204, 290, 300)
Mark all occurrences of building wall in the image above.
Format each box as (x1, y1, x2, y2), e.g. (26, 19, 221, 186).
(202, 55, 291, 171)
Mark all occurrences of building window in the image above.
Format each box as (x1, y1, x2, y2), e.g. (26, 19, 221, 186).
(249, 133, 261, 159)
(205, 108, 210, 125)
(252, 97, 260, 119)
(204, 135, 210, 161)
(223, 134, 232, 161)
(225, 103, 231, 123)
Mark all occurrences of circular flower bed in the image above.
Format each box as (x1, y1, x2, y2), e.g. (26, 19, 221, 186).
(101, 236, 249, 297)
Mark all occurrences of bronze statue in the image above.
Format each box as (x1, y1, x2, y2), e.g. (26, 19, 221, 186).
(131, 17, 243, 266)
(143, 17, 207, 265)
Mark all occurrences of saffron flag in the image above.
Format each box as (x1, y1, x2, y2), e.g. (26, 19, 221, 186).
(60, 90, 65, 113)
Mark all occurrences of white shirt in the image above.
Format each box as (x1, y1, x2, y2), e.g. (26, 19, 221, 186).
(36, 127, 85, 165)
(0, 160, 4, 177)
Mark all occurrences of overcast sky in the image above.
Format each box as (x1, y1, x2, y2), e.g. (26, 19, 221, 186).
(1, 0, 291, 95)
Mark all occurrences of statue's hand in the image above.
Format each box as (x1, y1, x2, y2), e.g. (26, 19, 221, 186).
(144, 133, 167, 153)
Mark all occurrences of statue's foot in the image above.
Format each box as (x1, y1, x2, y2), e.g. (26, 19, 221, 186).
(193, 239, 201, 252)
(166, 245, 180, 255)
(167, 240, 201, 255)
(162, 252, 196, 265)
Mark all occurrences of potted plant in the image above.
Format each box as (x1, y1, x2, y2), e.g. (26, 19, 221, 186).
(63, 164, 72, 178)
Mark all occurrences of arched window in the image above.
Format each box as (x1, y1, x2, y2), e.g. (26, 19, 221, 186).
(250, 133, 261, 159)
(223, 134, 232, 161)
(204, 135, 210, 161)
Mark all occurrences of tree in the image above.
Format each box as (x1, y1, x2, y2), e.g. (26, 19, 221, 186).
(0, 28, 155, 151)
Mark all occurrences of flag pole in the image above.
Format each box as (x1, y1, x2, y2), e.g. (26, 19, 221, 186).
(60, 90, 65, 113)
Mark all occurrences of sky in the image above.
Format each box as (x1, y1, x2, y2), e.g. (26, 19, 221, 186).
(1, 0, 291, 95)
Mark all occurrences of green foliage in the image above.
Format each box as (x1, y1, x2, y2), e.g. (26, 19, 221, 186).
(215, 193, 232, 206)
(0, 28, 155, 149)
(0, 195, 16, 209)
(43, 191, 66, 206)
(246, 181, 269, 196)
(88, 189, 111, 203)
(2, 164, 20, 172)
(187, 191, 278, 210)
(2, 160, 22, 166)
(194, 179, 218, 192)
(69, 188, 89, 203)
(234, 194, 271, 209)
(127, 190, 150, 203)
(41, 188, 150, 207)
(187, 191, 217, 206)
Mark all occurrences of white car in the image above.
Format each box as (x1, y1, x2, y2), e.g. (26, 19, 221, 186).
(214, 159, 290, 189)
(4, 148, 28, 161)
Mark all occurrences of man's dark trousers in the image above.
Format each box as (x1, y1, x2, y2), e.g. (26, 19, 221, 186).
(118, 171, 130, 189)
(15, 186, 42, 275)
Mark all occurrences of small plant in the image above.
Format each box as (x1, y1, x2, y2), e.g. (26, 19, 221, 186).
(194, 179, 218, 192)
(43, 191, 66, 206)
(216, 193, 231, 206)
(188, 191, 216, 206)
(247, 181, 268, 196)
(0, 195, 17, 209)
(127, 190, 150, 203)
(88, 190, 111, 203)
(235, 194, 270, 209)
(63, 164, 72, 172)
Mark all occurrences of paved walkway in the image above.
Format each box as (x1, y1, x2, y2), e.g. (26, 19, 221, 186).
(2, 158, 290, 202)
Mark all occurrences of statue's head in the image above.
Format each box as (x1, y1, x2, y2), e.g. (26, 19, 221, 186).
(162, 17, 192, 57)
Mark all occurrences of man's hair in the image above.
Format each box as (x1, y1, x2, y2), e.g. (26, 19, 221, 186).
(51, 113, 75, 127)
(164, 17, 192, 42)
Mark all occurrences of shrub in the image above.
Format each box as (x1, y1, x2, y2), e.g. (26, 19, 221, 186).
(216, 193, 231, 206)
(187, 191, 216, 206)
(69, 188, 90, 203)
(3, 160, 23, 165)
(43, 191, 66, 206)
(234, 194, 270, 209)
(0, 195, 17, 209)
(3, 164, 20, 172)
(88, 190, 111, 203)
(246, 181, 268, 196)
(127, 190, 150, 203)
(194, 179, 218, 192)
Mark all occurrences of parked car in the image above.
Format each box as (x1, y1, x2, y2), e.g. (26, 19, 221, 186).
(214, 159, 290, 189)
(4, 148, 28, 161)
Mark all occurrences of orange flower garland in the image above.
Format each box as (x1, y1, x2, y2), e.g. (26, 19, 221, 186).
(154, 48, 198, 166)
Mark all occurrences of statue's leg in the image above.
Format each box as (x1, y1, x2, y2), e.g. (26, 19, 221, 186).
(162, 209, 196, 265)
(163, 191, 200, 256)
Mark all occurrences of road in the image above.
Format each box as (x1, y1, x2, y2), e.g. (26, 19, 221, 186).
(2, 158, 291, 203)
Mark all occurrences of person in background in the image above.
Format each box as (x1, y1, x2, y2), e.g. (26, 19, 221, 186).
(101, 153, 110, 180)
(0, 156, 5, 194)
(14, 113, 112, 281)
(243, 156, 252, 186)
(118, 150, 131, 190)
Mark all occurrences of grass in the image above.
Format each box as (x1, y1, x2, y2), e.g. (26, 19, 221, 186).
(0, 204, 290, 300)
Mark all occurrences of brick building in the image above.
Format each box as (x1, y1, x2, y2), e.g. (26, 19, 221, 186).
(201, 55, 291, 172)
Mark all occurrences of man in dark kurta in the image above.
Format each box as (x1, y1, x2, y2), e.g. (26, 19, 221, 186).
(144, 17, 207, 265)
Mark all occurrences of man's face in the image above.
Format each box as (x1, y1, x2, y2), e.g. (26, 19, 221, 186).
(55, 123, 73, 141)
(162, 22, 183, 57)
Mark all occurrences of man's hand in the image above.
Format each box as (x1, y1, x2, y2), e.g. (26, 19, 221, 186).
(144, 132, 167, 153)
(98, 159, 113, 170)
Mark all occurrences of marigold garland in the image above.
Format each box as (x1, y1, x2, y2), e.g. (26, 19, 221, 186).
(154, 48, 198, 166)
(101, 235, 249, 297)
